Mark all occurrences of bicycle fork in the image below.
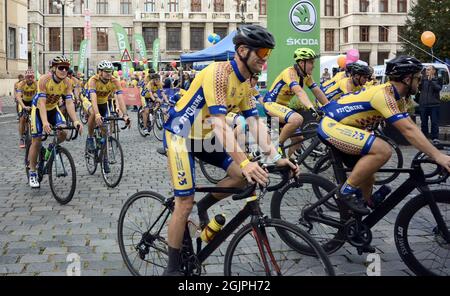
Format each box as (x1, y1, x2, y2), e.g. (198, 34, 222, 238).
(251, 218, 282, 276)
(421, 187, 450, 243)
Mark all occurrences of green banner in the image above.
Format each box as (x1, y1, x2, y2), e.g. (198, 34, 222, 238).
(69, 43, 74, 66)
(31, 30, 39, 80)
(152, 38, 160, 72)
(78, 39, 88, 74)
(134, 34, 147, 60)
(112, 23, 132, 78)
(267, 0, 321, 94)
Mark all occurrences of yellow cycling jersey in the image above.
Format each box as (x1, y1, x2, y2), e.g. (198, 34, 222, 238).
(325, 77, 362, 101)
(164, 60, 258, 139)
(87, 75, 122, 104)
(264, 66, 318, 106)
(320, 82, 409, 129)
(321, 71, 347, 93)
(35, 74, 73, 110)
(16, 80, 38, 102)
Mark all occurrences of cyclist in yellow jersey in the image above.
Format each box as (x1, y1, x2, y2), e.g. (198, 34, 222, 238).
(318, 56, 450, 215)
(325, 63, 372, 102)
(84, 60, 130, 153)
(28, 56, 83, 188)
(162, 25, 299, 275)
(140, 74, 157, 135)
(14, 74, 25, 119)
(16, 69, 37, 148)
(321, 62, 356, 94)
(263, 48, 328, 156)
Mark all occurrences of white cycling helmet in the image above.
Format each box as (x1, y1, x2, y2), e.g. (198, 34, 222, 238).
(97, 60, 114, 71)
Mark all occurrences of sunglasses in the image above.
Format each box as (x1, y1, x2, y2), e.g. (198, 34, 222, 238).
(57, 66, 69, 72)
(103, 70, 113, 74)
(247, 47, 273, 59)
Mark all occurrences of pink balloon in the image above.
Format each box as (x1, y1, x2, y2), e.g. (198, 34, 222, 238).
(346, 49, 360, 63)
(118, 70, 123, 76)
(134, 58, 139, 64)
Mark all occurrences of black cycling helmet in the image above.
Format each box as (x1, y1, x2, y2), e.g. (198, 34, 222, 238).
(233, 25, 275, 50)
(351, 64, 372, 76)
(385, 56, 423, 79)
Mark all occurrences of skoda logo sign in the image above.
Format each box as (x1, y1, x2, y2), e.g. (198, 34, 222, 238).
(289, 0, 317, 33)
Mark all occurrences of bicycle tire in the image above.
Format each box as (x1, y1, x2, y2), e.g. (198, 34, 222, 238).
(137, 107, 149, 137)
(374, 134, 403, 185)
(394, 190, 450, 276)
(101, 137, 124, 188)
(270, 173, 348, 255)
(198, 159, 227, 184)
(85, 139, 98, 175)
(48, 146, 76, 205)
(79, 105, 88, 125)
(118, 191, 170, 276)
(153, 110, 164, 142)
(224, 218, 335, 276)
(311, 155, 339, 211)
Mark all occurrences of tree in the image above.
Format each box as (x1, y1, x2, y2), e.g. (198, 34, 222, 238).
(401, 0, 450, 62)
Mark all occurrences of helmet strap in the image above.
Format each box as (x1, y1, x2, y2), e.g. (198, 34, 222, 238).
(237, 47, 254, 78)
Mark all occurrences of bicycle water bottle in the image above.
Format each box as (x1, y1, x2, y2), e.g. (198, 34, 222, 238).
(200, 214, 226, 243)
(369, 185, 392, 208)
(44, 143, 54, 161)
(187, 202, 201, 239)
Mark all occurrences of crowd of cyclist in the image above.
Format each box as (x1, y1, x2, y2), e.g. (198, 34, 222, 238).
(12, 23, 450, 276)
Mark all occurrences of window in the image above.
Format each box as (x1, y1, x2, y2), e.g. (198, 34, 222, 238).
(8, 27, 16, 58)
(28, 24, 31, 41)
(378, 52, 390, 65)
(96, 28, 108, 51)
(259, 0, 267, 15)
(49, 27, 61, 51)
(143, 27, 158, 50)
(214, 0, 224, 12)
(144, 0, 156, 12)
(191, 0, 201, 12)
(214, 27, 228, 41)
(379, 0, 388, 12)
(360, 0, 370, 12)
(398, 26, 405, 42)
(343, 27, 349, 43)
(359, 52, 370, 64)
(96, 1, 108, 14)
(48, 0, 60, 14)
(190, 27, 204, 50)
(73, 28, 84, 51)
(325, 29, 334, 51)
(168, 0, 179, 12)
(324, 0, 334, 16)
(437, 68, 450, 85)
(73, 0, 85, 14)
(398, 0, 407, 13)
(120, 0, 131, 14)
(167, 27, 181, 50)
(236, 0, 247, 13)
(344, 0, 348, 14)
(360, 26, 370, 42)
(379, 26, 388, 42)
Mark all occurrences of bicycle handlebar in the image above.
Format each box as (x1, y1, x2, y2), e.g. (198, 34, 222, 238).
(411, 157, 449, 184)
(232, 164, 292, 201)
(41, 125, 79, 142)
(101, 116, 129, 130)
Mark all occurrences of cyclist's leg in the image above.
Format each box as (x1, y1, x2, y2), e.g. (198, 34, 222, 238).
(165, 131, 196, 275)
(264, 102, 303, 155)
(30, 105, 43, 172)
(143, 103, 150, 129)
(97, 103, 109, 136)
(52, 107, 67, 144)
(318, 117, 391, 213)
(83, 97, 95, 137)
(18, 104, 25, 136)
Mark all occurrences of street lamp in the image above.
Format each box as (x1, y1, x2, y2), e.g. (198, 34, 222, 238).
(53, 0, 74, 56)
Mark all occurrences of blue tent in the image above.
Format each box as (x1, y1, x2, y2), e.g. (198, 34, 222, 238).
(180, 31, 237, 63)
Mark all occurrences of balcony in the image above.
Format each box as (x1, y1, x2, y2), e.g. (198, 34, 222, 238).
(164, 12, 184, 19)
(211, 12, 231, 20)
(140, 12, 160, 20)
(235, 12, 255, 21)
(188, 12, 207, 19)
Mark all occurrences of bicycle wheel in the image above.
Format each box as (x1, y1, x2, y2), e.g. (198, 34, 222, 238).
(79, 105, 88, 125)
(198, 159, 227, 184)
(85, 139, 97, 175)
(271, 173, 348, 255)
(137, 107, 148, 137)
(374, 135, 403, 185)
(394, 190, 450, 276)
(101, 137, 124, 188)
(48, 146, 76, 205)
(153, 110, 164, 142)
(312, 155, 339, 211)
(118, 191, 171, 276)
(224, 218, 335, 276)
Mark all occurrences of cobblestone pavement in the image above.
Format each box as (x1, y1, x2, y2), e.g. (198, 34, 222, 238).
(0, 109, 449, 276)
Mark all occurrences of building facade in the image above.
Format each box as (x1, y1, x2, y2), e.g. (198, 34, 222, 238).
(29, 0, 268, 73)
(320, 0, 414, 65)
(0, 0, 29, 79)
(27, 0, 416, 74)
